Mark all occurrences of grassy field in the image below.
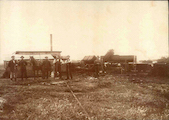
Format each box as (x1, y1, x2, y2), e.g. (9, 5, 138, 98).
(0, 71, 169, 120)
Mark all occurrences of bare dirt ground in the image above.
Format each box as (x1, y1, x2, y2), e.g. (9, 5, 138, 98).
(0, 70, 169, 120)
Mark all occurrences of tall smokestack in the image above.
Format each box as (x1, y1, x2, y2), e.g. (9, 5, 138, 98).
(50, 34, 53, 51)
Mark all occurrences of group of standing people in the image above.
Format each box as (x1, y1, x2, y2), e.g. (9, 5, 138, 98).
(7, 55, 73, 81)
(8, 56, 27, 81)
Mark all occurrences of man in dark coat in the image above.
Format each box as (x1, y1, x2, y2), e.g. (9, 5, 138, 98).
(42, 56, 51, 79)
(8, 56, 18, 81)
(58, 59, 62, 79)
(18, 56, 27, 80)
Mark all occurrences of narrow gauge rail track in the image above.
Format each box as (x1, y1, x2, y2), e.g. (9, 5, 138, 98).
(65, 81, 91, 119)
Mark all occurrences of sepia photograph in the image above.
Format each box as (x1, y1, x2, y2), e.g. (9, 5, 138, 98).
(0, 1, 168, 120)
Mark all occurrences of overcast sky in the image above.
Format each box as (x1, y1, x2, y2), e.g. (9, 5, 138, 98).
(0, 1, 168, 63)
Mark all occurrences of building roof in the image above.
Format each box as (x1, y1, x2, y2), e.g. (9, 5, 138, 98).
(6, 54, 55, 60)
(104, 55, 136, 63)
(82, 56, 97, 61)
(82, 55, 97, 64)
(15, 51, 61, 55)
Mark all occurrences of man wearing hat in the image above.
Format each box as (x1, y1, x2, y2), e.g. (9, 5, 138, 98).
(18, 56, 27, 80)
(8, 56, 18, 81)
(42, 56, 51, 79)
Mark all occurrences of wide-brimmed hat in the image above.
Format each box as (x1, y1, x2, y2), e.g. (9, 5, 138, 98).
(20, 56, 24, 58)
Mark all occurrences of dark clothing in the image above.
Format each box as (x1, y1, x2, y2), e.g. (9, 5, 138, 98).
(19, 60, 27, 70)
(58, 60, 62, 79)
(43, 70, 50, 79)
(18, 60, 27, 80)
(66, 63, 73, 79)
(55, 61, 59, 72)
(8, 60, 18, 72)
(60, 63, 67, 79)
(21, 69, 27, 80)
(8, 60, 18, 80)
(42, 60, 51, 71)
(42, 60, 51, 79)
